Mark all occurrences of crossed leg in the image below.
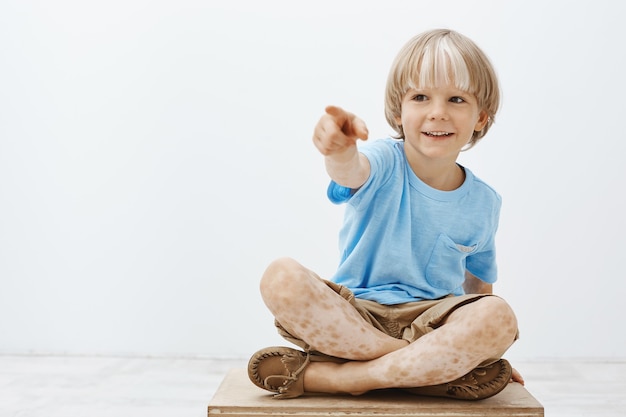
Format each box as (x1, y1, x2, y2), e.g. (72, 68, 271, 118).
(260, 257, 518, 395)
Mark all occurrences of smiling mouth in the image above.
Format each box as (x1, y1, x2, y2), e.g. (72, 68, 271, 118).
(423, 131, 453, 137)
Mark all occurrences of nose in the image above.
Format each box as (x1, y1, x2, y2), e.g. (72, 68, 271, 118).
(428, 100, 449, 120)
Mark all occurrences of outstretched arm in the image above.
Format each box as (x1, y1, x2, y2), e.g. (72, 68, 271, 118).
(312, 106, 370, 189)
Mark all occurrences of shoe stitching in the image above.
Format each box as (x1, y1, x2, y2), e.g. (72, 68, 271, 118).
(249, 347, 310, 397)
(264, 350, 311, 395)
(272, 351, 311, 398)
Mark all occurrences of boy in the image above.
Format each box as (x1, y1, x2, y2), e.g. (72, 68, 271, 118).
(248, 29, 522, 401)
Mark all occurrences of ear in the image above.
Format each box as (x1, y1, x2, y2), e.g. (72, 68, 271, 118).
(474, 110, 489, 132)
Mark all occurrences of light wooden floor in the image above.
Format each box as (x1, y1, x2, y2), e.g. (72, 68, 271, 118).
(1, 355, 625, 417)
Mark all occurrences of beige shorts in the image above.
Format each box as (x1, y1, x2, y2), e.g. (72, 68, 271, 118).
(275, 278, 509, 362)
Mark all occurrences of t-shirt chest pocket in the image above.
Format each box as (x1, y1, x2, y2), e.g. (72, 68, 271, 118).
(425, 233, 478, 291)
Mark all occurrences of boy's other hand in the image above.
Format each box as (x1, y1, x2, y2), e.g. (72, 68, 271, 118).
(313, 106, 369, 156)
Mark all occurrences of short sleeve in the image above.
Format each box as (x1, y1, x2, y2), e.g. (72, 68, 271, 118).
(327, 182, 353, 204)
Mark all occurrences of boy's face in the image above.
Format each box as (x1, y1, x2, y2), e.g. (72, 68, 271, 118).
(395, 83, 488, 163)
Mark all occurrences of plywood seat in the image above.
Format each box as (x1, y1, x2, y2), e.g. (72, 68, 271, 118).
(208, 369, 544, 417)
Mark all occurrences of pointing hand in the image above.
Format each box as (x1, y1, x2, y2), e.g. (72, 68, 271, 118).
(313, 106, 369, 156)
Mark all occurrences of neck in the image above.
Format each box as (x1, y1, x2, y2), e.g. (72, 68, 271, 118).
(407, 155, 465, 191)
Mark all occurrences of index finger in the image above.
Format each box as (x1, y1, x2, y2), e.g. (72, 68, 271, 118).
(325, 105, 369, 141)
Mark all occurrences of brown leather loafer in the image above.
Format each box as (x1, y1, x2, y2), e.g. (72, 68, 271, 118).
(404, 359, 513, 400)
(248, 346, 311, 399)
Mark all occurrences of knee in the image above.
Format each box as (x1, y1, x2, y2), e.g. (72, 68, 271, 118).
(480, 296, 518, 345)
(259, 257, 307, 303)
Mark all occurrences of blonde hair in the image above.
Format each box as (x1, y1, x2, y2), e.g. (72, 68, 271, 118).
(384, 29, 500, 148)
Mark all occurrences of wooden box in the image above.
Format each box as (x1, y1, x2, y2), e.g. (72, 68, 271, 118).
(208, 369, 544, 417)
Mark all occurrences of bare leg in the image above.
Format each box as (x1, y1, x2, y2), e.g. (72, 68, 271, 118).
(304, 296, 518, 394)
(260, 258, 518, 395)
(261, 255, 517, 394)
(260, 257, 408, 360)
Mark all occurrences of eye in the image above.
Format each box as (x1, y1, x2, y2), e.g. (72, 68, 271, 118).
(449, 96, 465, 104)
(412, 94, 428, 102)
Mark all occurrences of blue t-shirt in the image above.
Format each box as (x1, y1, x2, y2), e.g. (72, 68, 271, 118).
(327, 138, 501, 305)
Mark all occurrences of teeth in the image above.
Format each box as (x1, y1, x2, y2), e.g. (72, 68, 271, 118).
(426, 131, 451, 136)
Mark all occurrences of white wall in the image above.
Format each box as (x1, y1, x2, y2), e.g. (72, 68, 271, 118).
(1, 0, 624, 360)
